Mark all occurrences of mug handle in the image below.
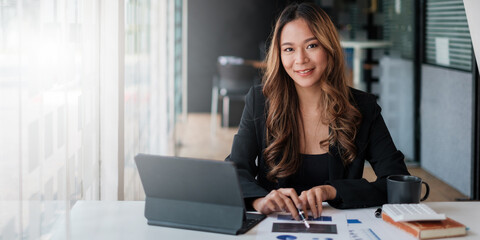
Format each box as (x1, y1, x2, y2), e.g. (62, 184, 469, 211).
(420, 181, 430, 201)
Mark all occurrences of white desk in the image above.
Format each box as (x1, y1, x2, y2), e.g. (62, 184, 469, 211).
(50, 201, 480, 240)
(340, 40, 392, 91)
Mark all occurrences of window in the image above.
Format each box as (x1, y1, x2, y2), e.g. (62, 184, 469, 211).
(424, 0, 472, 71)
(0, 0, 184, 238)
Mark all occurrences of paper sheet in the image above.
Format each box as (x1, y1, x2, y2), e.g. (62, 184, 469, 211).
(254, 206, 417, 240)
(435, 37, 450, 66)
(255, 207, 349, 240)
(345, 208, 416, 240)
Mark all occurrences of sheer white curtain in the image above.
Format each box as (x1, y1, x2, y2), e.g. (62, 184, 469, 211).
(0, 0, 102, 238)
(99, 0, 125, 201)
(0, 0, 183, 238)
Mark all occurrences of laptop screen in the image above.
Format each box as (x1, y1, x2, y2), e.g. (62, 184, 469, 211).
(135, 154, 245, 208)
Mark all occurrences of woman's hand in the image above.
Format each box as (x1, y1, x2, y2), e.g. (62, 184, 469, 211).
(299, 185, 337, 218)
(252, 188, 303, 220)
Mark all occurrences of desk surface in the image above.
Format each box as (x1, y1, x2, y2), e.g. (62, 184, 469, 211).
(51, 201, 480, 240)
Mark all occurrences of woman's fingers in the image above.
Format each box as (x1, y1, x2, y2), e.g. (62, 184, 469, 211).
(306, 190, 319, 218)
(264, 188, 303, 220)
(300, 186, 329, 218)
(277, 188, 301, 207)
(257, 189, 300, 219)
(269, 190, 287, 211)
(253, 197, 274, 215)
(256, 187, 332, 219)
(277, 188, 302, 220)
(298, 185, 338, 219)
(314, 187, 324, 217)
(276, 194, 300, 220)
(263, 190, 282, 213)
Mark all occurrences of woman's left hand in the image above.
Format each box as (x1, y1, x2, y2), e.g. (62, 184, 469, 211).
(299, 185, 337, 218)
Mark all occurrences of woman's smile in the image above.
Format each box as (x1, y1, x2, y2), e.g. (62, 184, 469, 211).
(295, 68, 315, 77)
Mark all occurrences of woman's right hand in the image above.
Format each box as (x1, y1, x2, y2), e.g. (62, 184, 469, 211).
(252, 188, 304, 220)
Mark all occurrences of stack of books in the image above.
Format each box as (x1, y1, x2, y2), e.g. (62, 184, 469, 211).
(381, 204, 467, 239)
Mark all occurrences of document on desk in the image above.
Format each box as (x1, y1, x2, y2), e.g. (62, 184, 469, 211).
(255, 207, 349, 240)
(345, 208, 416, 240)
(254, 206, 418, 240)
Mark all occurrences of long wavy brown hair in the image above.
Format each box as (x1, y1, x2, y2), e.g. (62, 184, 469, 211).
(262, 3, 362, 182)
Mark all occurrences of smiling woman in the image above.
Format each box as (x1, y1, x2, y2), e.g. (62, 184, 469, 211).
(226, 2, 410, 220)
(280, 20, 328, 90)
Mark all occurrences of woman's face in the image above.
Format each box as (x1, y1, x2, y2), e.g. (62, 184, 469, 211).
(280, 18, 328, 90)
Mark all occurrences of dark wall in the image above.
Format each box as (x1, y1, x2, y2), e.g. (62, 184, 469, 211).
(187, 0, 282, 112)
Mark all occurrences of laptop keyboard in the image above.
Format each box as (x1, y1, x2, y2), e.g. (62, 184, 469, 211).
(242, 213, 266, 230)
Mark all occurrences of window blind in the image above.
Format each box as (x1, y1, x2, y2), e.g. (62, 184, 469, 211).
(425, 0, 472, 71)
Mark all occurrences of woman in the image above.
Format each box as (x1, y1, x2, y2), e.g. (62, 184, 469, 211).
(226, 2, 409, 220)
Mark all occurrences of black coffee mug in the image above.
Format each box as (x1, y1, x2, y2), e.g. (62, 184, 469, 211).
(387, 175, 430, 203)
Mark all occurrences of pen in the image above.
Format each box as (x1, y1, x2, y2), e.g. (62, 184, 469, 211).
(297, 208, 310, 229)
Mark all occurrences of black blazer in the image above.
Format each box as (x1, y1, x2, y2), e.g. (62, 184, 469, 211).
(225, 85, 410, 209)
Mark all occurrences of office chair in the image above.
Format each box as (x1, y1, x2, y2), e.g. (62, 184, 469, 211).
(211, 62, 259, 133)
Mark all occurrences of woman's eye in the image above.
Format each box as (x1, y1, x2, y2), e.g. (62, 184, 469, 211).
(284, 47, 293, 52)
(307, 44, 318, 49)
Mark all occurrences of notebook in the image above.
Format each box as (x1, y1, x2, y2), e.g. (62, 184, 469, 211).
(134, 153, 266, 235)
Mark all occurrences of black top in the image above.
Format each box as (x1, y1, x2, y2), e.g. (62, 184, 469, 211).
(290, 154, 329, 194)
(226, 85, 410, 209)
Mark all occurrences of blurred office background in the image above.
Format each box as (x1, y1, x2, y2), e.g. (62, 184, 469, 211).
(0, 0, 479, 239)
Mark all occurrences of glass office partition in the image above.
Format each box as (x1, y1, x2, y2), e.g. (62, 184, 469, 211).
(381, 0, 416, 162)
(123, 0, 184, 200)
(174, 0, 184, 121)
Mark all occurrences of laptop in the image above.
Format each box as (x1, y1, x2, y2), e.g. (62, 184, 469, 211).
(134, 153, 266, 235)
